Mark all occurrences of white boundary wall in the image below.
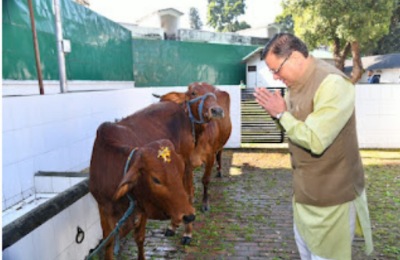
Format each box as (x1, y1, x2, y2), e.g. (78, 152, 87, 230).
(355, 84, 400, 148)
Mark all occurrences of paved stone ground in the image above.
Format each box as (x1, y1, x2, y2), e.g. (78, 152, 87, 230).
(97, 148, 385, 260)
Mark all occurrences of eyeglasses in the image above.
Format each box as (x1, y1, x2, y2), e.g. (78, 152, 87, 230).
(269, 54, 291, 75)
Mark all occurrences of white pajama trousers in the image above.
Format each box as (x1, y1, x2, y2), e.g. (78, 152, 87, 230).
(293, 202, 356, 260)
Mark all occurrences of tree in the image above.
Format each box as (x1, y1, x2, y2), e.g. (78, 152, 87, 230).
(281, 0, 396, 83)
(275, 14, 294, 34)
(276, 15, 294, 34)
(207, 0, 249, 32)
(189, 7, 203, 30)
(370, 2, 400, 55)
(226, 20, 251, 32)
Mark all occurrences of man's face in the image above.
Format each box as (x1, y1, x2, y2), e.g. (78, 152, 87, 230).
(265, 53, 294, 86)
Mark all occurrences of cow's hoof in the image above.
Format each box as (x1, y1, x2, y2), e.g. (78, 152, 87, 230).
(201, 204, 210, 212)
(181, 236, 192, 245)
(216, 172, 222, 178)
(165, 229, 175, 237)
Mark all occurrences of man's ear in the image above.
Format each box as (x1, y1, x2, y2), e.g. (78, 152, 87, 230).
(291, 50, 302, 60)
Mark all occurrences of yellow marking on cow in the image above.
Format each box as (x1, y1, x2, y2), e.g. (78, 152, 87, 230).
(158, 146, 171, 163)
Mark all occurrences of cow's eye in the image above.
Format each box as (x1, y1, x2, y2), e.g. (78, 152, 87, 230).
(152, 177, 161, 185)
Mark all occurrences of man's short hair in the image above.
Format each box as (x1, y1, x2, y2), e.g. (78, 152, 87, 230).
(261, 33, 309, 60)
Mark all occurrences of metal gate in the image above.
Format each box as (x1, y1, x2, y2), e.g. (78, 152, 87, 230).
(241, 88, 286, 143)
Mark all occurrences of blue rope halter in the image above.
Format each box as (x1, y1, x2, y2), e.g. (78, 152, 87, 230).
(87, 148, 137, 259)
(186, 92, 217, 140)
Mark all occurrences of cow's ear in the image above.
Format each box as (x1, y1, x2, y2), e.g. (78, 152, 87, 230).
(159, 92, 186, 104)
(113, 183, 130, 201)
(113, 154, 142, 201)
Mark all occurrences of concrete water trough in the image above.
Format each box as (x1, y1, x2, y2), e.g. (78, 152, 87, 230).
(2, 172, 102, 260)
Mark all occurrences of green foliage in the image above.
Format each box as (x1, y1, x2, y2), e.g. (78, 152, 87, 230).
(370, 2, 400, 54)
(226, 20, 251, 32)
(275, 14, 294, 34)
(207, 0, 247, 32)
(189, 7, 203, 30)
(281, 0, 396, 52)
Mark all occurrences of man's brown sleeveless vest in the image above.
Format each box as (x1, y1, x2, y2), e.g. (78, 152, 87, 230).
(287, 57, 364, 207)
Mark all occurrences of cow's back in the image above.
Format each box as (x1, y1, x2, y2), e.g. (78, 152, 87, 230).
(120, 101, 193, 151)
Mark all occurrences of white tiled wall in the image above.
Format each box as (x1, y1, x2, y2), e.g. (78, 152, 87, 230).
(355, 84, 400, 148)
(34, 175, 87, 193)
(2, 88, 151, 210)
(2, 194, 102, 260)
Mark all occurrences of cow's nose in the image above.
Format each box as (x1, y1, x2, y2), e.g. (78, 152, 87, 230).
(183, 214, 196, 224)
(210, 107, 224, 118)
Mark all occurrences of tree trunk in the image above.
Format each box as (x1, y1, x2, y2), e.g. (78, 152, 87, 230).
(332, 37, 342, 69)
(339, 42, 351, 71)
(350, 41, 363, 84)
(332, 38, 350, 71)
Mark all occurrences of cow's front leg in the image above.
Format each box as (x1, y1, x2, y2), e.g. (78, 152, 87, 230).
(164, 223, 177, 237)
(166, 219, 192, 245)
(182, 223, 193, 245)
(216, 150, 223, 178)
(182, 163, 194, 244)
(201, 154, 215, 212)
(98, 206, 116, 260)
(184, 163, 195, 204)
(134, 213, 147, 260)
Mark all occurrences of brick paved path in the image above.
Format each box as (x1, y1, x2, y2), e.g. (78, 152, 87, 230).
(112, 148, 369, 260)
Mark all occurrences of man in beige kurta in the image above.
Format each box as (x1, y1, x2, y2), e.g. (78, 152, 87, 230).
(254, 33, 373, 260)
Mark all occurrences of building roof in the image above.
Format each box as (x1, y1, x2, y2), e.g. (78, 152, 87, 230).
(136, 8, 183, 23)
(345, 53, 400, 71)
(241, 47, 263, 63)
(157, 8, 184, 17)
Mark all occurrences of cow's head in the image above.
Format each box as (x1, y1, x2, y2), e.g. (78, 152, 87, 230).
(158, 82, 225, 124)
(113, 139, 195, 227)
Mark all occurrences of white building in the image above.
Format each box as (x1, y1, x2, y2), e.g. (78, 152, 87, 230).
(236, 23, 281, 38)
(120, 11, 268, 45)
(135, 8, 184, 40)
(345, 53, 400, 84)
(241, 46, 335, 88)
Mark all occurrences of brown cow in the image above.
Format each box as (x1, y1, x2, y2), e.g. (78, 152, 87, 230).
(90, 125, 195, 260)
(158, 82, 232, 212)
(90, 93, 224, 259)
